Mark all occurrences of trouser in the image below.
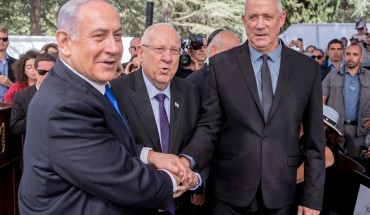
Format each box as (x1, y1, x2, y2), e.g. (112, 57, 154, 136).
(343, 124, 365, 158)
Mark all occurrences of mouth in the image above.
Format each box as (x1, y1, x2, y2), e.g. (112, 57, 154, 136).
(100, 59, 118, 69)
(159, 67, 170, 73)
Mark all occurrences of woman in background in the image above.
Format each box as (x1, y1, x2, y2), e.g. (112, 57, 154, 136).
(3, 50, 38, 102)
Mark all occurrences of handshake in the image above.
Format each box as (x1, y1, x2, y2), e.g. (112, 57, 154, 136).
(147, 151, 201, 198)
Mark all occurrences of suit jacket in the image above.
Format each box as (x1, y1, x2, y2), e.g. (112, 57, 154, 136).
(186, 64, 210, 103)
(320, 58, 331, 80)
(8, 55, 16, 82)
(10, 85, 37, 135)
(181, 41, 326, 210)
(18, 59, 174, 215)
(110, 69, 200, 155)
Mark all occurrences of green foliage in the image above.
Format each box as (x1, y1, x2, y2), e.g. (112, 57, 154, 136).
(0, 0, 369, 38)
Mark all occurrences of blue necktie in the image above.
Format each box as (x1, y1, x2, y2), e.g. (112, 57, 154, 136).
(154, 93, 176, 214)
(104, 84, 128, 128)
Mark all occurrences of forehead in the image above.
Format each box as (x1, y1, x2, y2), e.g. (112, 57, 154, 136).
(131, 38, 141, 46)
(346, 45, 362, 54)
(245, 0, 279, 15)
(0, 32, 7, 37)
(148, 28, 180, 46)
(37, 61, 55, 69)
(313, 50, 322, 55)
(329, 43, 342, 49)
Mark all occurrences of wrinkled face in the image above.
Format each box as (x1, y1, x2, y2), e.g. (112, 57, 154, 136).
(58, 1, 123, 85)
(345, 45, 363, 69)
(189, 37, 207, 62)
(312, 50, 325, 65)
(24, 59, 36, 82)
(139, 26, 180, 90)
(242, 0, 286, 53)
(36, 60, 55, 85)
(327, 43, 343, 63)
(0, 32, 9, 52)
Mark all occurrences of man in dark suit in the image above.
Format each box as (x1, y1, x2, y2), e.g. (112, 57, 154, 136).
(18, 1, 189, 215)
(180, 0, 325, 214)
(111, 23, 200, 215)
(10, 52, 55, 135)
(0, 26, 16, 101)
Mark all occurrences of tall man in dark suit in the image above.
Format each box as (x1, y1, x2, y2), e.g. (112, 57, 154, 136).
(111, 23, 200, 215)
(18, 1, 190, 215)
(10, 53, 56, 135)
(180, 0, 325, 214)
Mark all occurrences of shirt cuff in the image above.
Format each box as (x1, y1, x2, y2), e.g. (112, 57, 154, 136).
(161, 169, 178, 192)
(189, 172, 202, 191)
(180, 154, 196, 169)
(140, 147, 152, 164)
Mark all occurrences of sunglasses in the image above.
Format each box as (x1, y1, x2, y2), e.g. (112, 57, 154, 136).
(192, 45, 207, 50)
(37, 70, 49, 75)
(0, 37, 8, 42)
(357, 27, 365, 31)
(129, 46, 137, 51)
(311, 55, 323, 60)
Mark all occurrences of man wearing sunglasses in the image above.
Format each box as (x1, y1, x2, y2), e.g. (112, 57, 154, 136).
(10, 53, 56, 136)
(311, 49, 325, 65)
(0, 27, 16, 101)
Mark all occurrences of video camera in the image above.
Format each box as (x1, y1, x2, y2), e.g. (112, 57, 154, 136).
(179, 34, 205, 67)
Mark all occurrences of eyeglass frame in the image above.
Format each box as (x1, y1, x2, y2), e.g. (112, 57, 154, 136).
(141, 44, 181, 55)
(37, 69, 50, 75)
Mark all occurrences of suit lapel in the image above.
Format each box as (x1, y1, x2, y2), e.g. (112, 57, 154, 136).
(169, 78, 183, 154)
(237, 42, 263, 115)
(266, 44, 294, 123)
(129, 71, 162, 152)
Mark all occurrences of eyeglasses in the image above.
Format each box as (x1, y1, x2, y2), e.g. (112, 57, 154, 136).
(311, 55, 323, 60)
(192, 45, 207, 51)
(37, 70, 49, 75)
(142, 44, 181, 55)
(357, 27, 365, 31)
(129, 46, 137, 51)
(0, 37, 8, 42)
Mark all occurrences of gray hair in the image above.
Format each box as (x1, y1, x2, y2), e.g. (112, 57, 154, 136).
(141, 23, 181, 46)
(57, 0, 111, 40)
(244, 0, 283, 14)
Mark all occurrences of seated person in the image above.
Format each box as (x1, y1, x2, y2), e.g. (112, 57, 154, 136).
(295, 105, 344, 214)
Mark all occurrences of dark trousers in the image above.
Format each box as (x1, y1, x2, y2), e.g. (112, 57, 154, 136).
(211, 191, 291, 215)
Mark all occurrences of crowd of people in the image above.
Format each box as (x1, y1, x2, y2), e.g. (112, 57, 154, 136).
(0, 0, 369, 214)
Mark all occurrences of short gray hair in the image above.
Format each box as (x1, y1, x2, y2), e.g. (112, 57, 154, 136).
(141, 23, 181, 46)
(57, 0, 111, 40)
(244, 0, 283, 14)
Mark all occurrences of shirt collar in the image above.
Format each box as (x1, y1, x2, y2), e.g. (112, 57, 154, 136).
(142, 70, 171, 100)
(248, 40, 282, 63)
(60, 58, 105, 95)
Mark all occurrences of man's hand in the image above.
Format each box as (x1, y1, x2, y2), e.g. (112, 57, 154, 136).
(147, 151, 187, 182)
(191, 193, 205, 206)
(0, 75, 13, 87)
(297, 205, 320, 215)
(363, 117, 370, 129)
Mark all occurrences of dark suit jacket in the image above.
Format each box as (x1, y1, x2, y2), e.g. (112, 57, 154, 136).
(110, 69, 200, 155)
(181, 42, 326, 210)
(8, 55, 16, 82)
(186, 64, 210, 103)
(320, 58, 331, 80)
(18, 59, 174, 215)
(10, 85, 37, 135)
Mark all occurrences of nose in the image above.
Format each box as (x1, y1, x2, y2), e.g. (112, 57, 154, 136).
(256, 16, 266, 30)
(105, 35, 122, 55)
(161, 49, 173, 63)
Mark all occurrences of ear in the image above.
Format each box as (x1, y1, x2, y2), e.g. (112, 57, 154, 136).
(137, 45, 144, 60)
(56, 29, 72, 57)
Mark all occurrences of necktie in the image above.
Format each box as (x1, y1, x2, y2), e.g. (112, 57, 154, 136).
(154, 94, 170, 154)
(154, 94, 176, 214)
(261, 54, 273, 122)
(104, 84, 128, 128)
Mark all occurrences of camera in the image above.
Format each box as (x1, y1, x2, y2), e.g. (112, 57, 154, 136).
(179, 34, 205, 67)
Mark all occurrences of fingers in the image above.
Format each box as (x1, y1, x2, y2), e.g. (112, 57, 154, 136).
(191, 194, 205, 205)
(297, 206, 320, 215)
(173, 185, 187, 198)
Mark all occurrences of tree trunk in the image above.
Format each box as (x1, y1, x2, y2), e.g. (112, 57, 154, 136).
(30, 0, 41, 35)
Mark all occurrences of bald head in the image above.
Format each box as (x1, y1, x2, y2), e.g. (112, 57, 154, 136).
(207, 30, 240, 57)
